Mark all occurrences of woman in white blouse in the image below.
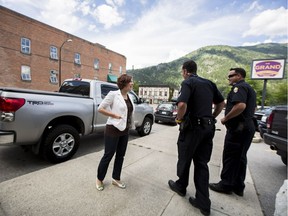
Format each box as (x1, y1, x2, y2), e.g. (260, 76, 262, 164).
(96, 74, 134, 191)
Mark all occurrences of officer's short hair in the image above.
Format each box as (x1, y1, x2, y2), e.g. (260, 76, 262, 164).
(182, 60, 197, 74)
(230, 68, 246, 78)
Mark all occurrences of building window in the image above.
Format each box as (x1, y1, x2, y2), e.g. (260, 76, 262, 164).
(50, 70, 58, 84)
(74, 53, 81, 65)
(21, 65, 31, 81)
(119, 66, 122, 74)
(21, 37, 31, 54)
(109, 63, 112, 73)
(50, 46, 58, 59)
(94, 58, 99, 69)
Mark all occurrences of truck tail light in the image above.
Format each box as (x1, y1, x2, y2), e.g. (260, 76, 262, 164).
(0, 97, 25, 112)
(266, 112, 274, 129)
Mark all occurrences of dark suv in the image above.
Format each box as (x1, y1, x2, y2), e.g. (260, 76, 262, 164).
(263, 105, 287, 165)
(154, 102, 177, 125)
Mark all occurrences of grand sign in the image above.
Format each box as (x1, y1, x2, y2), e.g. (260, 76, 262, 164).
(251, 59, 285, 79)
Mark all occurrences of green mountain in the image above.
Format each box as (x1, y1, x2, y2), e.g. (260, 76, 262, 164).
(127, 43, 287, 105)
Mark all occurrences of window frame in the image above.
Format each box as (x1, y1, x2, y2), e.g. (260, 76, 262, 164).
(108, 63, 112, 73)
(94, 58, 99, 70)
(119, 66, 122, 74)
(74, 53, 81, 65)
(21, 65, 31, 81)
(21, 37, 31, 54)
(50, 46, 58, 60)
(50, 70, 58, 84)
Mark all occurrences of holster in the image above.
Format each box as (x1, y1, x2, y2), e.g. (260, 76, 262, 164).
(179, 116, 215, 132)
(225, 121, 246, 132)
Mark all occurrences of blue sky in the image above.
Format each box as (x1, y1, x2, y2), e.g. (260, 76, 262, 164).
(1, 0, 287, 69)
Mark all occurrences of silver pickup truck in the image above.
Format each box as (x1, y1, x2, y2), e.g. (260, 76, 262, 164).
(0, 79, 154, 163)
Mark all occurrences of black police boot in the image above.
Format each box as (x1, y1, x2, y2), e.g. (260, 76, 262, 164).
(168, 180, 186, 197)
(189, 197, 210, 216)
(209, 182, 232, 194)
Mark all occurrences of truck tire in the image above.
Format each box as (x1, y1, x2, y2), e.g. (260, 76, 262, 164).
(41, 124, 80, 163)
(137, 117, 152, 136)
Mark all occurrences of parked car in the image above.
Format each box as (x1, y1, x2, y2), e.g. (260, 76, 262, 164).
(254, 107, 273, 131)
(263, 105, 287, 165)
(258, 107, 274, 138)
(154, 102, 177, 125)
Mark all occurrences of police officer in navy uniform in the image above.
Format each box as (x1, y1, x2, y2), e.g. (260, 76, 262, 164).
(209, 68, 256, 197)
(168, 60, 225, 216)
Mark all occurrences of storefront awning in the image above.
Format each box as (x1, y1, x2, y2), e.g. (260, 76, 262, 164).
(107, 74, 118, 83)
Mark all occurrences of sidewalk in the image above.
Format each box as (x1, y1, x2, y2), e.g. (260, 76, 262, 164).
(0, 121, 263, 216)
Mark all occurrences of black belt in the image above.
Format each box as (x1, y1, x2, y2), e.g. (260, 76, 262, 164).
(189, 117, 214, 126)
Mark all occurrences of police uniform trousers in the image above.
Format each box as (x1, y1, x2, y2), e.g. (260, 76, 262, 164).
(220, 120, 255, 192)
(176, 123, 215, 210)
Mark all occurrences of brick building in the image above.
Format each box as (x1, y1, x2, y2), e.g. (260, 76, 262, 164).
(138, 85, 171, 104)
(0, 6, 126, 91)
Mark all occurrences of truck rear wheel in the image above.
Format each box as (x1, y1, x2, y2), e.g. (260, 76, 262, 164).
(41, 124, 80, 163)
(137, 117, 152, 136)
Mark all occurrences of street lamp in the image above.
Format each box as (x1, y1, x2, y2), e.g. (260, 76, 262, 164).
(59, 39, 72, 87)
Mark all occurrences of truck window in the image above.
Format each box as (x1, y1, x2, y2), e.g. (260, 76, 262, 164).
(128, 91, 138, 104)
(101, 84, 118, 99)
(59, 81, 90, 96)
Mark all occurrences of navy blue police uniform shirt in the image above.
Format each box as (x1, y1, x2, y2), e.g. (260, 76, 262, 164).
(177, 75, 224, 119)
(225, 80, 256, 123)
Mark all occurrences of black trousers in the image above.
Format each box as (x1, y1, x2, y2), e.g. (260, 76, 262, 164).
(176, 124, 215, 210)
(220, 122, 255, 191)
(97, 134, 129, 181)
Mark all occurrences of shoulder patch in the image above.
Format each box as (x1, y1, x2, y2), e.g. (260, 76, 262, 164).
(233, 87, 238, 93)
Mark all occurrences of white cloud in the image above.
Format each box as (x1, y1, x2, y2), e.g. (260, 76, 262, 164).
(88, 24, 98, 32)
(243, 7, 288, 37)
(242, 41, 262, 46)
(106, 0, 125, 7)
(246, 1, 262, 12)
(92, 4, 124, 29)
(39, 0, 85, 34)
(78, 0, 91, 16)
(139, 0, 148, 5)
